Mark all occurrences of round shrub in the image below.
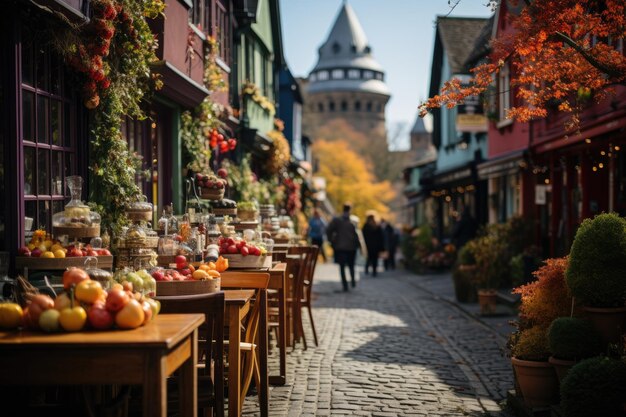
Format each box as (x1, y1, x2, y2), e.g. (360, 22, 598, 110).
(547, 317, 603, 361)
(566, 213, 626, 307)
(560, 356, 626, 417)
(511, 326, 551, 361)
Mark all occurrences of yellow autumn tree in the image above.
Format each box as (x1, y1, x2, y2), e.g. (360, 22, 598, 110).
(313, 139, 395, 223)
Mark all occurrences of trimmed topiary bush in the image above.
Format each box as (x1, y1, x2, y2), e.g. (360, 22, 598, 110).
(511, 326, 551, 361)
(547, 317, 603, 361)
(560, 356, 626, 417)
(566, 213, 626, 307)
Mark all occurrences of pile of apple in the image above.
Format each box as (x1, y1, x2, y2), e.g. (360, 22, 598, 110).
(113, 268, 156, 296)
(218, 236, 266, 256)
(196, 173, 226, 191)
(2, 267, 160, 332)
(151, 255, 227, 281)
(18, 234, 111, 259)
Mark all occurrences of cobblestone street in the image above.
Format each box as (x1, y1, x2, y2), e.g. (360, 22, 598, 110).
(241, 262, 515, 417)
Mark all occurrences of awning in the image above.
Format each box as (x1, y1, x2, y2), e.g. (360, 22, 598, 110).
(477, 150, 526, 180)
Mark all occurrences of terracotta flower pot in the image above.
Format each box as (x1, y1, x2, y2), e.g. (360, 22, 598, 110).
(583, 305, 626, 346)
(511, 357, 559, 407)
(477, 289, 497, 315)
(548, 356, 576, 383)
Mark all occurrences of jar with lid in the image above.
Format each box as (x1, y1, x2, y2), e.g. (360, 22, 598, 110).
(125, 223, 147, 248)
(52, 175, 101, 236)
(84, 256, 112, 289)
(126, 195, 153, 222)
(205, 215, 221, 262)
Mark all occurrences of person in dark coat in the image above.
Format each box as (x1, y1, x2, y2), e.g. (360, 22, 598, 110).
(326, 203, 360, 291)
(383, 221, 400, 270)
(362, 214, 384, 277)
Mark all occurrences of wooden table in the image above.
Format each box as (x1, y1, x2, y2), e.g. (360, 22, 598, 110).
(224, 289, 268, 417)
(0, 314, 204, 417)
(223, 261, 288, 386)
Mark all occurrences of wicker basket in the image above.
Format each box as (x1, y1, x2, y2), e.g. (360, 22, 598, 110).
(222, 254, 269, 268)
(156, 278, 220, 296)
(126, 211, 153, 222)
(200, 188, 225, 200)
(237, 209, 258, 221)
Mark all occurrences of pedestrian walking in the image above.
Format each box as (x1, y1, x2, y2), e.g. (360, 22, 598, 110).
(326, 203, 360, 291)
(307, 209, 327, 262)
(362, 214, 384, 277)
(383, 221, 400, 270)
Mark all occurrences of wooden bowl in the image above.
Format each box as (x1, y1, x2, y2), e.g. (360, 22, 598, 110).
(156, 278, 221, 296)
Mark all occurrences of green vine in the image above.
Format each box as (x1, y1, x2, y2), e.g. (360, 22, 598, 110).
(181, 36, 229, 173)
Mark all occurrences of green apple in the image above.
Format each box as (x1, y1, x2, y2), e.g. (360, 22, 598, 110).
(39, 309, 61, 332)
(126, 272, 144, 291)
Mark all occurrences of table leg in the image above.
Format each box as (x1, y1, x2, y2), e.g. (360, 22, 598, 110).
(228, 305, 242, 417)
(269, 285, 287, 386)
(143, 352, 167, 417)
(178, 330, 198, 417)
(259, 290, 269, 417)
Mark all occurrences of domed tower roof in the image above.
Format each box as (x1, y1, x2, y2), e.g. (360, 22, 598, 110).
(308, 2, 390, 96)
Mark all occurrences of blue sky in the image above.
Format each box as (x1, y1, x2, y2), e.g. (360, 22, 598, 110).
(279, 0, 493, 149)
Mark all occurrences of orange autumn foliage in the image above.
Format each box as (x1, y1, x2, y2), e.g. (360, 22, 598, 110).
(420, 0, 626, 131)
(512, 256, 574, 328)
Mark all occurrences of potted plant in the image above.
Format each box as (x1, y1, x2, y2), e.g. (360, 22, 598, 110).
(560, 356, 626, 417)
(473, 230, 508, 315)
(566, 213, 626, 345)
(547, 317, 603, 382)
(510, 326, 559, 407)
(513, 257, 574, 328)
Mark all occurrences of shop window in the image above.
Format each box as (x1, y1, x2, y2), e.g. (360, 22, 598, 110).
(212, 0, 231, 65)
(190, 0, 210, 32)
(317, 102, 324, 112)
(21, 26, 77, 235)
(498, 62, 511, 121)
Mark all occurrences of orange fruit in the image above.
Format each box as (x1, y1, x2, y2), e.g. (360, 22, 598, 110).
(207, 270, 220, 278)
(192, 270, 210, 280)
(199, 264, 210, 271)
(41, 251, 55, 258)
(53, 249, 66, 258)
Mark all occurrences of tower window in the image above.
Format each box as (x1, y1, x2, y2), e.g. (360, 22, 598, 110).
(331, 69, 344, 79)
(341, 101, 348, 112)
(363, 71, 373, 79)
(318, 102, 324, 112)
(348, 69, 360, 79)
(366, 102, 372, 112)
(329, 101, 335, 112)
(309, 73, 317, 82)
(317, 70, 329, 80)
(332, 42, 341, 54)
(376, 73, 384, 80)
(355, 101, 361, 111)
(377, 103, 382, 112)
(364, 45, 372, 54)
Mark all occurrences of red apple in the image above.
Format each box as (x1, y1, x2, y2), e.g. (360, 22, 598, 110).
(152, 270, 166, 281)
(31, 248, 42, 258)
(105, 289, 130, 313)
(217, 168, 228, 178)
(240, 246, 249, 257)
(175, 255, 187, 264)
(98, 248, 112, 256)
(17, 246, 31, 256)
(227, 244, 238, 254)
(88, 303, 114, 330)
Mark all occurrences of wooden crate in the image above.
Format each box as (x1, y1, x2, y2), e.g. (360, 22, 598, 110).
(223, 254, 271, 269)
(156, 278, 220, 296)
(15, 255, 114, 270)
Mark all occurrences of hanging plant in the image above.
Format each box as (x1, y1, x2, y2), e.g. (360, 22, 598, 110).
(242, 81, 276, 114)
(265, 123, 291, 175)
(45, 0, 165, 234)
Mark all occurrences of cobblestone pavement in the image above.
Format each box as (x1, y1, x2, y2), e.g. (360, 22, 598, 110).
(240, 262, 515, 417)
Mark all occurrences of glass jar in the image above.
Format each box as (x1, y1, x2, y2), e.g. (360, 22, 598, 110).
(52, 176, 101, 235)
(126, 195, 153, 222)
(84, 256, 113, 289)
(125, 223, 147, 248)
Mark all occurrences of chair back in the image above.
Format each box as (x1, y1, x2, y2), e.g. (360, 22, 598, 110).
(288, 246, 319, 302)
(221, 273, 270, 345)
(155, 291, 225, 417)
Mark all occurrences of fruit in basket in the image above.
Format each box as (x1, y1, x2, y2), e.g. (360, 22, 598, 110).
(31, 248, 42, 258)
(17, 246, 31, 257)
(98, 248, 112, 256)
(0, 303, 24, 329)
(141, 300, 153, 325)
(105, 289, 130, 312)
(87, 301, 114, 330)
(39, 309, 61, 332)
(59, 306, 87, 332)
(217, 168, 228, 179)
(215, 256, 229, 272)
(192, 270, 210, 280)
(53, 249, 66, 258)
(41, 251, 55, 258)
(66, 246, 83, 257)
(75, 280, 105, 304)
(115, 299, 145, 329)
(63, 267, 90, 290)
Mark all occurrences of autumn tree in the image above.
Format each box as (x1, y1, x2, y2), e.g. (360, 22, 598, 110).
(420, 0, 626, 131)
(313, 139, 395, 223)
(315, 119, 397, 182)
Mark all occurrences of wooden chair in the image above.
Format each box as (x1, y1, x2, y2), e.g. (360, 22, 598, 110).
(287, 245, 320, 348)
(155, 291, 225, 417)
(220, 273, 270, 413)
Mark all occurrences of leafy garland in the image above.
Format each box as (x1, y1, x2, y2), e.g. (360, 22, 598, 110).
(51, 0, 165, 234)
(242, 81, 276, 114)
(181, 36, 229, 174)
(265, 119, 291, 175)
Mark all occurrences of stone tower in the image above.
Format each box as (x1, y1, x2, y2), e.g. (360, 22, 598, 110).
(302, 2, 390, 144)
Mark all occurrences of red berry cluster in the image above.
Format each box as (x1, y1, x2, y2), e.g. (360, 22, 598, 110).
(68, 0, 118, 109)
(209, 129, 237, 153)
